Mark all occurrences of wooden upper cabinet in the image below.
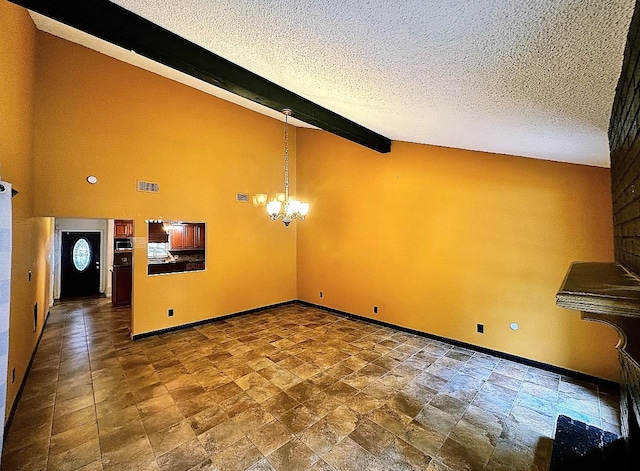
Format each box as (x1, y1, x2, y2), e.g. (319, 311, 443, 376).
(115, 219, 134, 238)
(184, 224, 196, 249)
(195, 223, 205, 248)
(170, 225, 185, 249)
(169, 223, 205, 250)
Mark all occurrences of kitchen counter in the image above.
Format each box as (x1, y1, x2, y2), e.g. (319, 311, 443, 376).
(148, 259, 205, 274)
(148, 258, 205, 265)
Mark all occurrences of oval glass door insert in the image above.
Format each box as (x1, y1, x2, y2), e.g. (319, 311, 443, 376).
(72, 237, 91, 272)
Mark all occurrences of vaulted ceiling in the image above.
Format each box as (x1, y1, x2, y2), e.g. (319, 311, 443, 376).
(24, 0, 635, 167)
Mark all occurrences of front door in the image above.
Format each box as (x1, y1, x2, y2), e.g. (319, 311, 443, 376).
(61, 231, 101, 298)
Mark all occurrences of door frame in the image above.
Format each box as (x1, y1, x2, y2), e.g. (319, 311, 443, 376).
(54, 228, 107, 299)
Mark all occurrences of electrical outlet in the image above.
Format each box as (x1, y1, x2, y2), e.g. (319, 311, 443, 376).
(373, 305, 378, 314)
(477, 323, 484, 334)
(168, 308, 174, 317)
(319, 291, 323, 298)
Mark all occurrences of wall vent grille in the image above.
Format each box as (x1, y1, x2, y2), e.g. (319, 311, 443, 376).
(137, 180, 159, 193)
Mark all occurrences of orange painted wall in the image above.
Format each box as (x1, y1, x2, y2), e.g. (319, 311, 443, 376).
(0, 1, 54, 419)
(9, 6, 620, 385)
(296, 131, 619, 381)
(31, 33, 297, 335)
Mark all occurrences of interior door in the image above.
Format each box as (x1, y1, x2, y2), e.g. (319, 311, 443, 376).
(61, 231, 101, 298)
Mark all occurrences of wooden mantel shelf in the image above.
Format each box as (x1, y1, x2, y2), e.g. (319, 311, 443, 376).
(557, 261, 640, 444)
(557, 262, 640, 318)
(556, 261, 640, 362)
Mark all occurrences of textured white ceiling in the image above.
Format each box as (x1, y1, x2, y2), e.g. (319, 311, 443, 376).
(31, 0, 634, 167)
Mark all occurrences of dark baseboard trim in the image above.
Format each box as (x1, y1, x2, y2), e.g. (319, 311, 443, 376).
(132, 298, 618, 389)
(298, 301, 620, 390)
(4, 309, 51, 442)
(131, 300, 298, 340)
(24, 298, 617, 406)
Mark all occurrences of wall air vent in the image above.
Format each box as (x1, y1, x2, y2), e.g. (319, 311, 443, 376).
(137, 180, 159, 193)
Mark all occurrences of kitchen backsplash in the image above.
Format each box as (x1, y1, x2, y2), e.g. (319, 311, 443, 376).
(147, 242, 169, 259)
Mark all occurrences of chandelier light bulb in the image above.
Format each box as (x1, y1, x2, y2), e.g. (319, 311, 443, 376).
(266, 200, 282, 217)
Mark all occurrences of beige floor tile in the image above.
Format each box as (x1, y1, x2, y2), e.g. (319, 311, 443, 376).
(262, 391, 300, 417)
(209, 436, 263, 471)
(2, 421, 52, 455)
(197, 418, 245, 454)
(148, 420, 196, 456)
(369, 404, 412, 436)
(378, 437, 432, 470)
(2, 299, 622, 471)
(279, 404, 320, 434)
(47, 438, 101, 471)
(298, 418, 343, 456)
(95, 392, 136, 418)
(400, 420, 447, 457)
(267, 438, 320, 471)
(101, 438, 155, 470)
(53, 405, 98, 435)
(323, 436, 375, 471)
(248, 419, 294, 455)
(187, 405, 228, 436)
(10, 404, 54, 433)
(303, 391, 343, 418)
(349, 418, 395, 455)
(98, 405, 143, 433)
(2, 439, 50, 471)
(50, 421, 99, 458)
(99, 420, 147, 454)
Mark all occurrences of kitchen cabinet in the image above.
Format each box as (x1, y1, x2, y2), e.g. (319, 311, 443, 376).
(170, 223, 205, 250)
(148, 262, 185, 275)
(112, 266, 132, 307)
(195, 223, 205, 248)
(170, 225, 185, 249)
(184, 224, 196, 249)
(185, 262, 205, 271)
(114, 220, 134, 238)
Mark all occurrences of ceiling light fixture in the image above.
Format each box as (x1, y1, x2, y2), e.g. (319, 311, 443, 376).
(266, 109, 309, 227)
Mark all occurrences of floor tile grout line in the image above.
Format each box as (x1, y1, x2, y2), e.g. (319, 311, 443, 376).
(3, 299, 621, 471)
(82, 306, 104, 469)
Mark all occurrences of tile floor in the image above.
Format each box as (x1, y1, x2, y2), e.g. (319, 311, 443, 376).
(2, 298, 621, 471)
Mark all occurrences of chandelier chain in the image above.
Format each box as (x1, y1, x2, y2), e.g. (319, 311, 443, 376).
(284, 111, 289, 199)
(264, 108, 308, 227)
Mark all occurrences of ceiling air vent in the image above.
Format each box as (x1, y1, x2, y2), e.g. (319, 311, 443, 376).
(137, 180, 159, 193)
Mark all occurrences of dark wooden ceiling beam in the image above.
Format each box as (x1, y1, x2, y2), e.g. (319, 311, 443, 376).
(12, 0, 392, 153)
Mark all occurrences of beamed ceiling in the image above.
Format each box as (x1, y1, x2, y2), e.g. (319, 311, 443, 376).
(13, 0, 636, 166)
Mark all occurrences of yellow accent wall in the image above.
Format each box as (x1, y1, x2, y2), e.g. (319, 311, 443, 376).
(296, 131, 619, 381)
(31, 33, 297, 335)
(2, 2, 621, 395)
(0, 1, 54, 419)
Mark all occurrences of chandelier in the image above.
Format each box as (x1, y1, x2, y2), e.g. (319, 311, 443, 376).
(265, 109, 309, 227)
